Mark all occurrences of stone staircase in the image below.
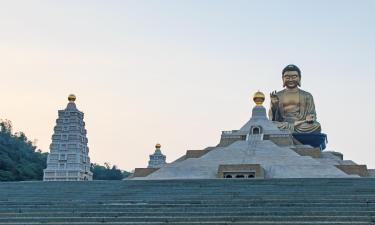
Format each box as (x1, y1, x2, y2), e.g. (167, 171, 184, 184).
(0, 178, 374, 224)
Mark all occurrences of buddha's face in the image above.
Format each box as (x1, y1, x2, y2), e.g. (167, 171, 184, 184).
(282, 71, 301, 89)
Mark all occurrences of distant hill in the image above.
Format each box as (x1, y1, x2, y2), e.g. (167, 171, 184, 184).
(0, 119, 131, 182)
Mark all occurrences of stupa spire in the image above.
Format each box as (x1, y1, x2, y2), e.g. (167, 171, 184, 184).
(66, 94, 78, 111)
(253, 91, 265, 106)
(68, 94, 76, 102)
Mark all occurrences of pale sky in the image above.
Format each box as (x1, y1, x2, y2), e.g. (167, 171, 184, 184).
(1, 0, 374, 171)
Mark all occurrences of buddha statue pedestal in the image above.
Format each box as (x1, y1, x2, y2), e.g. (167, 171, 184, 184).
(293, 133, 328, 150)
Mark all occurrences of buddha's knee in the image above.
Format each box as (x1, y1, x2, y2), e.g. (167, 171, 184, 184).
(295, 122, 321, 133)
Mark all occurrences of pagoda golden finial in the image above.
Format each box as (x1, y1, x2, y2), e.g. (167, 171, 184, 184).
(253, 91, 265, 106)
(155, 143, 161, 149)
(68, 94, 76, 103)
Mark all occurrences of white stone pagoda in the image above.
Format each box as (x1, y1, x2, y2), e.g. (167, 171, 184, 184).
(43, 95, 93, 181)
(148, 143, 166, 168)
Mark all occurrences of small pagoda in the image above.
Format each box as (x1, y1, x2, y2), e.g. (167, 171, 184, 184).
(43, 95, 93, 181)
(148, 143, 166, 168)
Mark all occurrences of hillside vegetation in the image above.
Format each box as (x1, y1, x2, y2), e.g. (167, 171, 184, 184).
(0, 120, 47, 181)
(0, 119, 130, 181)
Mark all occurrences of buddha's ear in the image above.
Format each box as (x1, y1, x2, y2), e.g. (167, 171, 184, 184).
(298, 77, 301, 87)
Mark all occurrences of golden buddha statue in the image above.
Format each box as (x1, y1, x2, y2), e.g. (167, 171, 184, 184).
(269, 65, 321, 133)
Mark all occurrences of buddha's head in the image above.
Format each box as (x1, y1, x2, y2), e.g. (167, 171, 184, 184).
(282, 64, 301, 89)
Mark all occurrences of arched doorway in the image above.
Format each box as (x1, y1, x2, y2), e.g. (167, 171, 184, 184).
(252, 127, 260, 134)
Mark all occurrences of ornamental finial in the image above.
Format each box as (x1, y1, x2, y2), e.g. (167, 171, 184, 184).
(68, 94, 76, 102)
(253, 91, 265, 106)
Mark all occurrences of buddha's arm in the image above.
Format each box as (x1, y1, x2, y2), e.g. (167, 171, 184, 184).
(268, 108, 274, 121)
(269, 91, 280, 121)
(292, 114, 315, 127)
(294, 120, 307, 127)
(303, 92, 318, 119)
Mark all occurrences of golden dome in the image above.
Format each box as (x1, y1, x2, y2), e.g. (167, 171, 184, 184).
(68, 94, 76, 102)
(155, 143, 161, 149)
(253, 91, 265, 106)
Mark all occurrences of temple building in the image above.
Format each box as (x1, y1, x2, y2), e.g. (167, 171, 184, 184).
(43, 95, 93, 181)
(132, 91, 374, 179)
(148, 143, 166, 168)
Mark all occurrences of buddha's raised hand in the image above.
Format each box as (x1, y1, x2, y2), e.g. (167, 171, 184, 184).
(270, 91, 279, 105)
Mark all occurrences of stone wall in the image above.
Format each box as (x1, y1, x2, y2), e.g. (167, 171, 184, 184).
(185, 147, 215, 159)
(133, 168, 159, 177)
(335, 165, 368, 177)
(264, 135, 294, 147)
(217, 164, 264, 178)
(173, 147, 215, 163)
(292, 147, 321, 158)
(217, 133, 246, 147)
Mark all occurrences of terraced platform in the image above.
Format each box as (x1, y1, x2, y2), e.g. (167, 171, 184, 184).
(0, 178, 374, 224)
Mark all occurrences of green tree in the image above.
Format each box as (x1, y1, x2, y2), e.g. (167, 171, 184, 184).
(91, 163, 130, 180)
(0, 119, 48, 181)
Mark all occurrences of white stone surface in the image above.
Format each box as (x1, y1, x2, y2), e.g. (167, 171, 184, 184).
(137, 105, 357, 180)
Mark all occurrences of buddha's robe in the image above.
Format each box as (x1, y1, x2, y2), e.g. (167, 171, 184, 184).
(269, 89, 321, 133)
